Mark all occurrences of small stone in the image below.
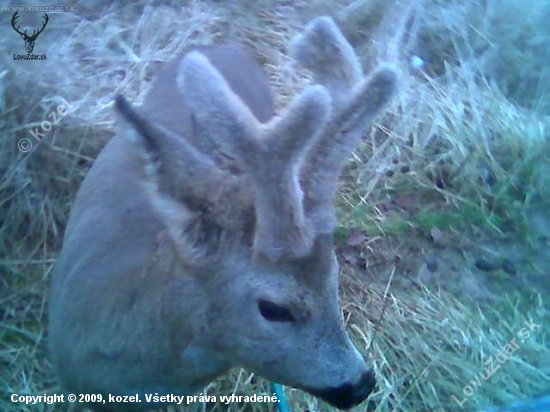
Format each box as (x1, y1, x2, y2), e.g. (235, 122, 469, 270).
(430, 227, 444, 243)
(426, 253, 438, 272)
(392, 195, 416, 209)
(475, 259, 499, 272)
(501, 259, 517, 275)
(346, 227, 366, 246)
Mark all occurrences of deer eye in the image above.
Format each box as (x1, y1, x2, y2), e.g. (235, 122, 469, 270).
(258, 300, 295, 322)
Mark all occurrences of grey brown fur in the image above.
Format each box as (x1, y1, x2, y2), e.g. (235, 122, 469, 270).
(49, 16, 398, 412)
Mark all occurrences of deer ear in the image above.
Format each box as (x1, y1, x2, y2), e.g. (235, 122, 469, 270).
(115, 95, 253, 264)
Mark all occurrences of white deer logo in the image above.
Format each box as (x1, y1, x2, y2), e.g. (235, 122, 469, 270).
(48, 16, 398, 411)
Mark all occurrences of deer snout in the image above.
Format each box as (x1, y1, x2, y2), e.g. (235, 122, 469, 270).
(306, 369, 376, 410)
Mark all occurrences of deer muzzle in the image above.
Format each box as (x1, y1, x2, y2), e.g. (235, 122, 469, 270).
(305, 369, 376, 410)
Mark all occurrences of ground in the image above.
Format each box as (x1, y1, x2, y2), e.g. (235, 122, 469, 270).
(1, 1, 549, 411)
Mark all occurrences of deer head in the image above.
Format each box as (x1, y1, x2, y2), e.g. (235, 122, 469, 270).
(11, 12, 49, 54)
(48, 16, 398, 411)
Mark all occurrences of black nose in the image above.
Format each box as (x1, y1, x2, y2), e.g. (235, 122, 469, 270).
(307, 370, 376, 410)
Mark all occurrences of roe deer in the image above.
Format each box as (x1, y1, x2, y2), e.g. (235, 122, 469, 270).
(48, 16, 398, 411)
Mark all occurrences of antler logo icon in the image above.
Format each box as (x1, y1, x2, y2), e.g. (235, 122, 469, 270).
(11, 12, 49, 54)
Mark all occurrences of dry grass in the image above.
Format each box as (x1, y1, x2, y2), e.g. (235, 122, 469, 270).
(1, 0, 549, 411)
